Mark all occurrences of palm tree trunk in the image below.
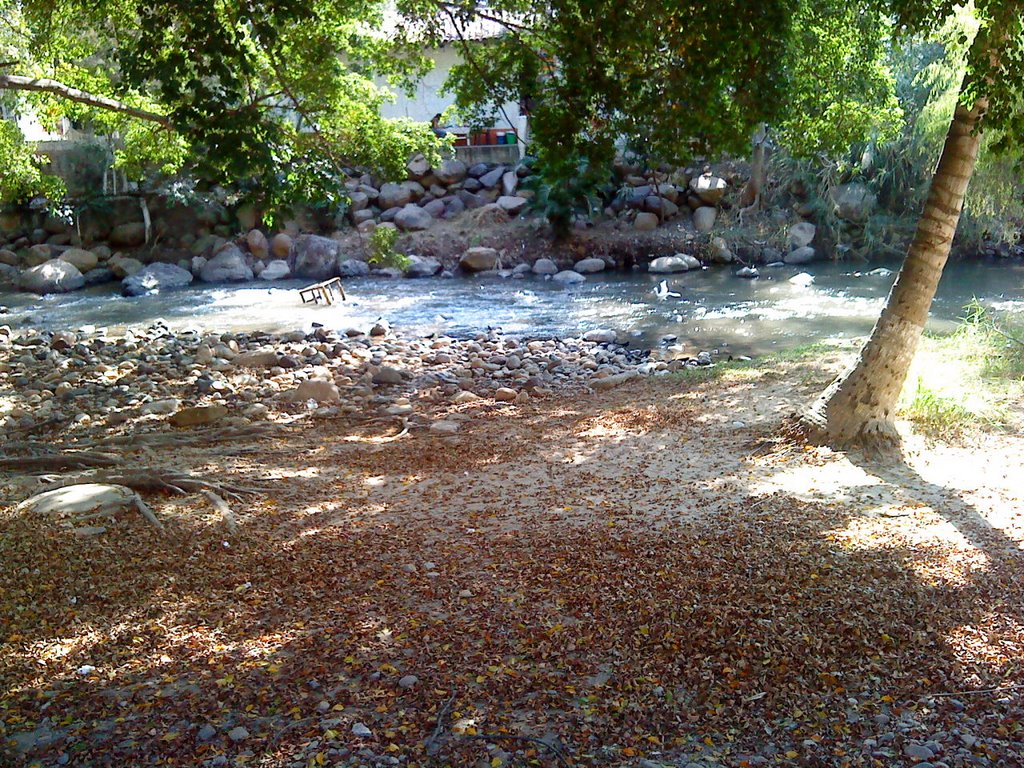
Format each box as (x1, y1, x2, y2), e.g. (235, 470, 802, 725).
(800, 96, 987, 450)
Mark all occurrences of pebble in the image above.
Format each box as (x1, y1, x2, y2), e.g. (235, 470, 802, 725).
(227, 726, 249, 742)
(351, 723, 372, 738)
(398, 675, 418, 688)
(196, 724, 217, 741)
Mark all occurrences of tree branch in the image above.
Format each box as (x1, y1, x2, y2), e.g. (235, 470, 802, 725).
(0, 74, 170, 126)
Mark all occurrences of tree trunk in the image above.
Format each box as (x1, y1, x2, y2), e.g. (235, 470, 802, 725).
(739, 123, 769, 210)
(800, 96, 987, 451)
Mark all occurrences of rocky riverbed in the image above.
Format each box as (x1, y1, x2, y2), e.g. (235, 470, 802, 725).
(0, 318, 724, 443)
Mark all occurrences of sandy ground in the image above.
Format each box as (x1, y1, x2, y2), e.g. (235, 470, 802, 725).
(2, 351, 1023, 767)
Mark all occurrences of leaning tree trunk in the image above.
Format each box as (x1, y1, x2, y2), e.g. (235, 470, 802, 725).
(800, 96, 987, 450)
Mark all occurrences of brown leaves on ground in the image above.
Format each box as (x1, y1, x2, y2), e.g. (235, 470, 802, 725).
(1, 374, 1023, 767)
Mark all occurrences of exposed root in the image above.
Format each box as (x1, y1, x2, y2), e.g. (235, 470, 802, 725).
(38, 469, 269, 502)
(0, 452, 123, 471)
(201, 490, 239, 533)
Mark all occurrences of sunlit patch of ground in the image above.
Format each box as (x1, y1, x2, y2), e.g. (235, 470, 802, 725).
(2, 351, 1023, 767)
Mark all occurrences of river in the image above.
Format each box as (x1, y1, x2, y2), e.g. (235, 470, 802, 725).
(2, 260, 1023, 356)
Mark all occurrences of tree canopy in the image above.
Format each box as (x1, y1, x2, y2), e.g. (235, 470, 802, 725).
(0, 0, 446, 215)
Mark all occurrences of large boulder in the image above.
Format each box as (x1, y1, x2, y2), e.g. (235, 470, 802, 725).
(109, 221, 147, 247)
(378, 182, 413, 210)
(789, 222, 816, 249)
(259, 259, 291, 281)
(246, 229, 269, 259)
(58, 248, 98, 273)
(574, 257, 606, 273)
(501, 171, 519, 196)
(532, 258, 558, 275)
(407, 153, 432, 178)
(785, 246, 817, 265)
(108, 255, 144, 278)
(648, 256, 691, 273)
(457, 190, 486, 209)
(689, 174, 728, 205)
(435, 158, 468, 185)
(692, 206, 717, 233)
(479, 167, 505, 189)
(0, 248, 18, 266)
(553, 270, 586, 285)
(497, 195, 528, 215)
(634, 212, 659, 231)
(404, 254, 442, 278)
(20, 259, 85, 294)
(707, 237, 735, 264)
(199, 244, 254, 282)
(0, 262, 18, 285)
(122, 262, 194, 296)
(831, 182, 876, 222)
(394, 204, 433, 232)
(339, 257, 371, 278)
(271, 233, 293, 258)
(460, 246, 499, 272)
(290, 234, 339, 280)
(23, 244, 52, 267)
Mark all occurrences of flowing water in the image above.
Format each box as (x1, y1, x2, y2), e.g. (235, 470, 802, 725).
(2, 260, 1023, 356)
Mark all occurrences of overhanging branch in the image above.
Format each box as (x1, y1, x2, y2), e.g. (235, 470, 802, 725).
(0, 74, 170, 126)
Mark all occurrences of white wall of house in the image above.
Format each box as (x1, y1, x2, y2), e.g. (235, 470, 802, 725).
(377, 45, 520, 130)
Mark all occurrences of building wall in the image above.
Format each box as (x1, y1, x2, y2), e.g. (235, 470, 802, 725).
(377, 45, 520, 130)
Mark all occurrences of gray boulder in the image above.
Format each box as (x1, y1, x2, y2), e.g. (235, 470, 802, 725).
(109, 221, 147, 247)
(394, 204, 433, 232)
(404, 254, 441, 278)
(574, 257, 606, 273)
(831, 182, 876, 222)
(552, 270, 585, 285)
(259, 259, 291, 281)
(123, 262, 194, 296)
(379, 182, 413, 210)
(290, 234, 339, 280)
(0, 262, 18, 285)
(648, 256, 690, 273)
(497, 195, 528, 215)
(457, 190, 486, 209)
(460, 247, 499, 272)
(479, 167, 505, 189)
(785, 246, 817, 265)
(634, 212, 659, 231)
(532, 258, 558, 275)
(435, 158, 468, 185)
(689, 174, 728, 205)
(692, 206, 717, 232)
(59, 248, 98, 273)
(339, 258, 371, 278)
(789, 222, 816, 249)
(20, 259, 85, 294)
(199, 244, 254, 282)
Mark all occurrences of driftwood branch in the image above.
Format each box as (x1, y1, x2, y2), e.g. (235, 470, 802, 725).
(0, 74, 170, 126)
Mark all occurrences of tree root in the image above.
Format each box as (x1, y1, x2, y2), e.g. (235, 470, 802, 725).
(201, 489, 239, 533)
(38, 469, 269, 502)
(0, 451, 123, 471)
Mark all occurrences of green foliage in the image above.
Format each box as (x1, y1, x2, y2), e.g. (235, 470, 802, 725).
(366, 226, 409, 271)
(0, 121, 66, 206)
(776, 4, 903, 158)
(903, 377, 975, 438)
(523, 152, 612, 240)
(1, 0, 446, 217)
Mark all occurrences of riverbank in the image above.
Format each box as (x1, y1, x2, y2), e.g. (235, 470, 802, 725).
(2, 321, 1023, 767)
